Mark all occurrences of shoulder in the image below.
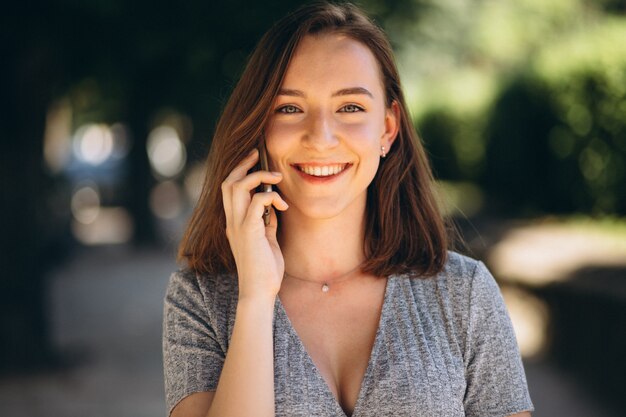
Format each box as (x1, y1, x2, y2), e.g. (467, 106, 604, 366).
(403, 250, 485, 293)
(398, 251, 497, 338)
(439, 250, 483, 281)
(168, 267, 238, 297)
(435, 250, 502, 312)
(165, 268, 239, 323)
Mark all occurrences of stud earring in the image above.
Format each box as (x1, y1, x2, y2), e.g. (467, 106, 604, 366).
(381, 145, 387, 158)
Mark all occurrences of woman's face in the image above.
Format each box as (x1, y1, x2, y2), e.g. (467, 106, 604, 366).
(265, 33, 398, 220)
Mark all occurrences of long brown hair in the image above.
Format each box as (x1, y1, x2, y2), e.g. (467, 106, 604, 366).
(178, 2, 452, 278)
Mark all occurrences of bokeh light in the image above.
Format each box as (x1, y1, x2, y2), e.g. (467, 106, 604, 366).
(488, 221, 626, 286)
(149, 181, 183, 220)
(146, 125, 186, 179)
(71, 182, 101, 225)
(73, 124, 114, 165)
(43, 99, 73, 173)
(71, 207, 133, 245)
(501, 286, 550, 358)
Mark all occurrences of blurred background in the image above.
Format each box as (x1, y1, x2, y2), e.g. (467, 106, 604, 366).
(1, 0, 624, 416)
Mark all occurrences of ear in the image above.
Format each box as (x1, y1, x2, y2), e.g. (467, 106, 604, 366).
(381, 100, 400, 152)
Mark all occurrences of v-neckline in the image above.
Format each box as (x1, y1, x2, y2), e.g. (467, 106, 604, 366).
(276, 275, 394, 417)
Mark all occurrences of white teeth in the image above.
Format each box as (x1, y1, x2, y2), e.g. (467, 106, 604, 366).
(298, 164, 346, 177)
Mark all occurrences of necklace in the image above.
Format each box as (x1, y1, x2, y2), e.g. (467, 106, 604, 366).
(283, 262, 364, 293)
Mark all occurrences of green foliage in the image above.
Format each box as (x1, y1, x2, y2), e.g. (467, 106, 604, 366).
(419, 106, 487, 180)
(484, 19, 626, 214)
(396, 0, 626, 215)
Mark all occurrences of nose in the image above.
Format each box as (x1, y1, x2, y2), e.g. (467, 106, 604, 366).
(302, 108, 339, 151)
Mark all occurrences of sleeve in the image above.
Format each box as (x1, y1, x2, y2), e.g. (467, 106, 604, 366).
(463, 261, 534, 417)
(162, 271, 225, 416)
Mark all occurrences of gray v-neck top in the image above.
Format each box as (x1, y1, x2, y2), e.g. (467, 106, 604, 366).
(163, 251, 534, 416)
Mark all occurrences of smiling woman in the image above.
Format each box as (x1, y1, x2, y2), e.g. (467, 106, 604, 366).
(163, 2, 534, 417)
(264, 33, 398, 221)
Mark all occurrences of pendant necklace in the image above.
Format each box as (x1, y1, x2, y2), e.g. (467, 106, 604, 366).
(283, 262, 364, 293)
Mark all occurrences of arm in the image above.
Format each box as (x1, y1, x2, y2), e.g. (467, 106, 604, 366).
(204, 296, 276, 417)
(171, 392, 214, 417)
(197, 148, 286, 417)
(170, 296, 275, 417)
(167, 149, 287, 417)
(462, 261, 535, 416)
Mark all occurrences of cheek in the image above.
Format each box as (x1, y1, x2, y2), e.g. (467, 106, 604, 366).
(266, 121, 298, 138)
(265, 122, 292, 160)
(265, 125, 299, 162)
(340, 111, 386, 139)
(340, 121, 383, 156)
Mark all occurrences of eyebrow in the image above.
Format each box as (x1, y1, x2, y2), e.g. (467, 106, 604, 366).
(277, 87, 374, 99)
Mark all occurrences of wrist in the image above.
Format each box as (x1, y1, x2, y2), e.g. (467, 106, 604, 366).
(237, 292, 277, 309)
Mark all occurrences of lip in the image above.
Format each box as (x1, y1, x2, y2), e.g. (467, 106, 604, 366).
(290, 163, 352, 183)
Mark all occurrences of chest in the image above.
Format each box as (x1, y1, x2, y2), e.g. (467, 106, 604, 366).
(272, 276, 467, 417)
(278, 281, 386, 416)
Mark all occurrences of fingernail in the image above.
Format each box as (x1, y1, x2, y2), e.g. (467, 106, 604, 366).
(271, 171, 282, 176)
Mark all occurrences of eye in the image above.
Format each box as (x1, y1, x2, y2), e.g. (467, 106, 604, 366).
(276, 105, 301, 114)
(339, 104, 365, 113)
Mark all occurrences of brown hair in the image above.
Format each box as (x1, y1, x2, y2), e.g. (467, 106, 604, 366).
(178, 1, 453, 278)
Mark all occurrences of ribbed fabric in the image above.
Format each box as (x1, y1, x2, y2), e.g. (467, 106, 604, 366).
(163, 251, 534, 416)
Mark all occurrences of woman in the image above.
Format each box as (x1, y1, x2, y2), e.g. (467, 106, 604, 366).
(163, 2, 534, 416)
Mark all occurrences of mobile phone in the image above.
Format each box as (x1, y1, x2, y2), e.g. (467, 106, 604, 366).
(259, 144, 272, 226)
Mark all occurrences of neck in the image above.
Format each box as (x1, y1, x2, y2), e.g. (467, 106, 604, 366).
(277, 197, 367, 284)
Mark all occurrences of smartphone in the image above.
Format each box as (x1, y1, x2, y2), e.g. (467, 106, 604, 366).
(258, 144, 272, 226)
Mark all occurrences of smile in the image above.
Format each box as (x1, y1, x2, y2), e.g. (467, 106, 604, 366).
(291, 163, 352, 183)
(295, 163, 350, 177)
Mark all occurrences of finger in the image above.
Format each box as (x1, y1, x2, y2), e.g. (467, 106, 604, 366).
(264, 204, 280, 240)
(234, 170, 283, 193)
(267, 195, 286, 232)
(243, 191, 289, 226)
(222, 149, 260, 231)
(231, 172, 283, 226)
(224, 148, 259, 183)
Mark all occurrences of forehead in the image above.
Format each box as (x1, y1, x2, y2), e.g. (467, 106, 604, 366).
(281, 33, 384, 95)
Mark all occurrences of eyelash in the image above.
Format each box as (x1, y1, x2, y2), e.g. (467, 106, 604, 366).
(275, 104, 365, 114)
(276, 105, 301, 114)
(339, 104, 365, 113)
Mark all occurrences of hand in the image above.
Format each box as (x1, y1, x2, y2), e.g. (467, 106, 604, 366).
(221, 148, 289, 301)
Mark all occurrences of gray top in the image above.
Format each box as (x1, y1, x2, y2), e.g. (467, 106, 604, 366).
(163, 251, 534, 416)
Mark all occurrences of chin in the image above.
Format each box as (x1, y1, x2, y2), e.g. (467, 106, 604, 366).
(299, 207, 345, 220)
(288, 196, 365, 221)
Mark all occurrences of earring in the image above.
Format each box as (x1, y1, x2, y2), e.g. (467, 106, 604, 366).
(381, 145, 387, 158)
